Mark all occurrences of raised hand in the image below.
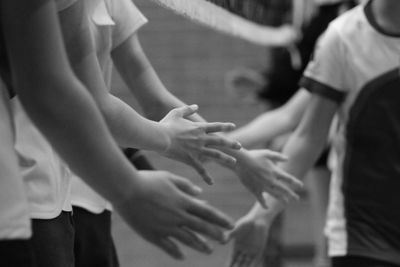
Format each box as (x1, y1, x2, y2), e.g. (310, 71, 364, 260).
(274, 25, 301, 47)
(114, 170, 234, 260)
(159, 105, 241, 184)
(231, 149, 303, 207)
(227, 208, 274, 267)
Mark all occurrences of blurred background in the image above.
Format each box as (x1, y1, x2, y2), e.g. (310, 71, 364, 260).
(111, 0, 314, 266)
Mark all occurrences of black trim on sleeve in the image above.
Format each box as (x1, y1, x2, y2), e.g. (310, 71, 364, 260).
(300, 76, 346, 104)
(364, 0, 400, 38)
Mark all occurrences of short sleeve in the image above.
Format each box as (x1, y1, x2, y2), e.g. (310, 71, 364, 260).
(299, 24, 348, 104)
(56, 0, 77, 11)
(107, 0, 148, 49)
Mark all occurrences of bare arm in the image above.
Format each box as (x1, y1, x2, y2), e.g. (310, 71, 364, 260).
(112, 34, 302, 202)
(228, 89, 311, 149)
(112, 33, 202, 121)
(1, 1, 235, 258)
(1, 0, 140, 203)
(58, 2, 171, 151)
(227, 93, 338, 266)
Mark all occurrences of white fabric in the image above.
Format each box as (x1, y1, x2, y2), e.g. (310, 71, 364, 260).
(11, 98, 72, 219)
(0, 84, 31, 239)
(303, 3, 400, 257)
(70, 0, 147, 214)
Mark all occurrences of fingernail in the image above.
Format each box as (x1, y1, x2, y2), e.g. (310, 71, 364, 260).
(194, 186, 203, 194)
(190, 104, 199, 110)
(234, 142, 242, 149)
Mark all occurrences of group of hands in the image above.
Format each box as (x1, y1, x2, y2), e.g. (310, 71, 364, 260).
(115, 104, 302, 266)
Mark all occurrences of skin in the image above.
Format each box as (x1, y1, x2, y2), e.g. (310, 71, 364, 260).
(110, 28, 303, 205)
(1, 0, 235, 259)
(227, 1, 400, 265)
(58, 0, 242, 184)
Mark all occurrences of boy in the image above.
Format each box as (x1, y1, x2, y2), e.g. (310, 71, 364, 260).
(1, 0, 236, 266)
(72, 0, 302, 265)
(228, 0, 400, 266)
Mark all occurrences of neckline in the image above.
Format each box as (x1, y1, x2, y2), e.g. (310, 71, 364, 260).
(364, 0, 400, 38)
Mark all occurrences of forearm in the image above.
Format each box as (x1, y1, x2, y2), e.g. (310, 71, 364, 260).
(228, 111, 294, 148)
(99, 94, 169, 152)
(113, 35, 202, 121)
(2, 0, 144, 205)
(18, 77, 142, 204)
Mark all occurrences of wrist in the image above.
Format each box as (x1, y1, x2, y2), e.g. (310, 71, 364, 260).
(152, 122, 172, 154)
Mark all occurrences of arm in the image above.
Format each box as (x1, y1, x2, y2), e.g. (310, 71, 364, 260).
(228, 93, 339, 267)
(228, 89, 311, 149)
(1, 0, 234, 258)
(59, 4, 240, 184)
(112, 33, 303, 203)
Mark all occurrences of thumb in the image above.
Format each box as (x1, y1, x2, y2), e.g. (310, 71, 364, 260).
(179, 104, 199, 118)
(255, 149, 288, 162)
(168, 173, 203, 197)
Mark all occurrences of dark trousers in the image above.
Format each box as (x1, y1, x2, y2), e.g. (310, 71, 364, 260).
(332, 256, 400, 267)
(73, 207, 119, 267)
(0, 239, 36, 267)
(31, 211, 75, 267)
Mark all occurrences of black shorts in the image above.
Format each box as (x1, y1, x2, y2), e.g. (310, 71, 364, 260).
(0, 239, 36, 267)
(332, 256, 400, 267)
(31, 211, 75, 267)
(73, 207, 119, 267)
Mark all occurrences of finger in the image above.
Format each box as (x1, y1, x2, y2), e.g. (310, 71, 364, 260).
(157, 238, 184, 260)
(203, 135, 241, 150)
(172, 104, 199, 118)
(200, 147, 237, 167)
(187, 198, 234, 230)
(254, 191, 268, 209)
(183, 214, 225, 243)
(270, 181, 299, 203)
(173, 227, 212, 254)
(255, 149, 288, 162)
(202, 122, 236, 133)
(186, 156, 214, 185)
(275, 168, 303, 191)
(168, 173, 203, 197)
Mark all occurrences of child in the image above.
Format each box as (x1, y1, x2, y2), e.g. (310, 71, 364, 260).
(71, 0, 302, 265)
(228, 0, 400, 266)
(1, 0, 235, 266)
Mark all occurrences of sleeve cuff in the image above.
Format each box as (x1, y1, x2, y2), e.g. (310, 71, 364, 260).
(300, 76, 346, 103)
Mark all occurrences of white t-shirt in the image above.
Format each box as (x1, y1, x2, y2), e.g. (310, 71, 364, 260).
(11, 98, 72, 219)
(300, 2, 400, 264)
(70, 0, 147, 213)
(7, 0, 78, 219)
(0, 84, 31, 239)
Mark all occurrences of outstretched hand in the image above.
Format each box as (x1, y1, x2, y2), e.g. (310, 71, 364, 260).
(232, 149, 302, 207)
(114, 170, 234, 260)
(227, 211, 274, 267)
(160, 105, 242, 184)
(274, 25, 301, 47)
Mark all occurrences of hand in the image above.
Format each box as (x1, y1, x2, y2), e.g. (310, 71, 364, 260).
(227, 211, 274, 267)
(274, 25, 300, 47)
(160, 105, 242, 184)
(232, 149, 303, 207)
(113, 170, 234, 260)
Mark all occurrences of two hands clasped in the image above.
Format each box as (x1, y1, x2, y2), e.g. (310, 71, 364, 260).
(121, 104, 302, 262)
